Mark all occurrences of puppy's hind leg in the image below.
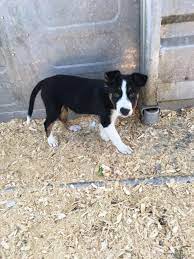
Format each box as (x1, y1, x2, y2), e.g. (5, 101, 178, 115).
(59, 106, 68, 127)
(44, 118, 58, 148)
(44, 104, 59, 147)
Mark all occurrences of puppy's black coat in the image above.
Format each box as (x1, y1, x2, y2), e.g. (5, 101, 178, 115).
(27, 71, 147, 152)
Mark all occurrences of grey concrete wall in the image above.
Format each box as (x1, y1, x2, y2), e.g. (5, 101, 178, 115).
(0, 0, 140, 121)
(1, 0, 193, 121)
(161, 0, 194, 17)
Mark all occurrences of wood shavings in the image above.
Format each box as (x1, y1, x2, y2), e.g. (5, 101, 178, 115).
(0, 183, 193, 258)
(123, 186, 131, 196)
(0, 109, 193, 257)
(115, 212, 123, 224)
(0, 109, 193, 188)
(1, 240, 9, 250)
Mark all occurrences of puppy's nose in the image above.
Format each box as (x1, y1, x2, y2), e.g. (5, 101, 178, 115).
(120, 108, 130, 116)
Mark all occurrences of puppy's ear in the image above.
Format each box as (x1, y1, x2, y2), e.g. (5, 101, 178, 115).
(131, 73, 148, 87)
(104, 70, 121, 84)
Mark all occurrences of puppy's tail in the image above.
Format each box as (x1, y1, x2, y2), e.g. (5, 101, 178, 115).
(27, 82, 42, 124)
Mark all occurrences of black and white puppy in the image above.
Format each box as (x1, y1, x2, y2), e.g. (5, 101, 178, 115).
(27, 70, 147, 154)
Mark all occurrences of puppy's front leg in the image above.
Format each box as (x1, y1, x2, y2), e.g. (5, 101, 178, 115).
(99, 124, 110, 142)
(103, 124, 133, 155)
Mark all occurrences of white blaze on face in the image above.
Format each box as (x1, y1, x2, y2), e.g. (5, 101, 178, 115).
(116, 80, 133, 117)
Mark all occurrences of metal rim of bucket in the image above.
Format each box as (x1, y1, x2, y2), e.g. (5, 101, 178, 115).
(140, 106, 160, 125)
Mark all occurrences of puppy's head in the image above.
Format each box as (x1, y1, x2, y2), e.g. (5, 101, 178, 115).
(105, 70, 148, 117)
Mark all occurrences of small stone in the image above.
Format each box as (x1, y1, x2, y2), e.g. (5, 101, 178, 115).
(3, 186, 16, 193)
(6, 200, 16, 208)
(159, 240, 164, 246)
(155, 163, 161, 173)
(89, 121, 96, 129)
(69, 125, 81, 132)
(56, 213, 66, 220)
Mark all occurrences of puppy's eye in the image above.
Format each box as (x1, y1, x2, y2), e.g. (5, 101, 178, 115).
(129, 92, 136, 98)
(114, 93, 120, 98)
(114, 90, 122, 98)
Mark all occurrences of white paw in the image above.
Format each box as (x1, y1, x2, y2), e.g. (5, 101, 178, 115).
(100, 131, 110, 142)
(26, 115, 31, 125)
(48, 134, 58, 148)
(99, 125, 110, 142)
(117, 143, 133, 155)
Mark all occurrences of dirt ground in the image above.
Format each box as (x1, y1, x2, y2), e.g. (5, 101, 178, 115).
(0, 109, 193, 258)
(0, 183, 193, 258)
(0, 109, 193, 187)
